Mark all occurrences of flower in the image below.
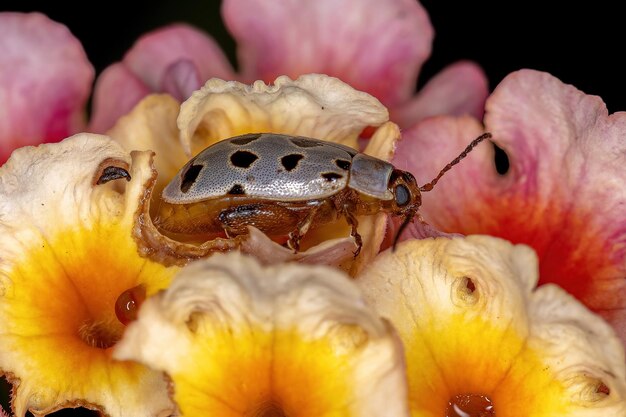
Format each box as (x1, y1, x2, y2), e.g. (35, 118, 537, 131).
(392, 69, 626, 347)
(108, 74, 399, 273)
(0, 12, 93, 164)
(92, 0, 488, 133)
(1, 0, 488, 163)
(357, 236, 626, 416)
(0, 134, 178, 416)
(114, 252, 409, 417)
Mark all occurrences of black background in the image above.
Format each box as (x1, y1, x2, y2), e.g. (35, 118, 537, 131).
(3, 1, 626, 113)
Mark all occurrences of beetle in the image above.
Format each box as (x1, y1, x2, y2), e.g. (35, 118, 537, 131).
(156, 132, 491, 255)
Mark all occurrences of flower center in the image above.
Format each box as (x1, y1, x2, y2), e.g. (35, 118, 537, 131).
(446, 394, 495, 417)
(78, 318, 123, 349)
(248, 400, 288, 417)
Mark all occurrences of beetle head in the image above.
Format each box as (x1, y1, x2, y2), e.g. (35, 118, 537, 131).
(386, 169, 421, 250)
(387, 169, 422, 216)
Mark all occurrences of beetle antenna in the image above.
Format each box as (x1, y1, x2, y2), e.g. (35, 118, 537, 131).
(419, 132, 491, 192)
(392, 209, 417, 251)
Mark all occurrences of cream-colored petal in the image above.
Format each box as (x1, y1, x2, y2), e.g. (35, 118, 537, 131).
(0, 134, 177, 417)
(239, 226, 356, 267)
(356, 236, 626, 416)
(107, 94, 187, 192)
(362, 121, 399, 162)
(527, 285, 626, 412)
(177, 74, 389, 156)
(115, 252, 409, 417)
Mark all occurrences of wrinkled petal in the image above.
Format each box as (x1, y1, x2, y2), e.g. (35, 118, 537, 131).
(178, 74, 389, 155)
(0, 12, 94, 163)
(240, 226, 355, 266)
(391, 61, 489, 127)
(357, 236, 626, 416)
(223, 0, 432, 107)
(394, 69, 626, 346)
(91, 24, 235, 133)
(115, 252, 409, 417)
(0, 135, 178, 416)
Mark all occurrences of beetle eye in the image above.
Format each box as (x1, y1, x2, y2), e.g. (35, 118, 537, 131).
(395, 184, 410, 206)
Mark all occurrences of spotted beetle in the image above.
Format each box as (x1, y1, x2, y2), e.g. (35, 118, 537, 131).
(156, 132, 490, 255)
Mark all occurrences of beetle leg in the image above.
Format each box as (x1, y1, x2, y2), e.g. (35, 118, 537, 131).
(287, 201, 333, 253)
(342, 206, 362, 257)
(287, 210, 317, 253)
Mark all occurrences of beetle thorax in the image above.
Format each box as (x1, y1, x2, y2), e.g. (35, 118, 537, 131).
(346, 153, 395, 200)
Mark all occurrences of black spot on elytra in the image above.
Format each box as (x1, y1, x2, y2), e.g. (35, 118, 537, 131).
(180, 164, 203, 193)
(335, 159, 351, 170)
(290, 137, 324, 148)
(230, 134, 262, 146)
(230, 150, 259, 168)
(228, 184, 246, 195)
(321, 172, 343, 182)
(96, 166, 131, 185)
(281, 154, 304, 171)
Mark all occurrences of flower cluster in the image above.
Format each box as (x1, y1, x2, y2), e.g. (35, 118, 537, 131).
(1, 1, 625, 416)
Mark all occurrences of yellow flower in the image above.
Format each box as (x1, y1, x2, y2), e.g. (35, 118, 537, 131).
(107, 74, 399, 274)
(0, 134, 178, 416)
(356, 236, 626, 416)
(115, 252, 409, 417)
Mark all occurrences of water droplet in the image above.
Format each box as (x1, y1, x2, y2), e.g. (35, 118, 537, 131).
(115, 284, 146, 325)
(446, 394, 495, 417)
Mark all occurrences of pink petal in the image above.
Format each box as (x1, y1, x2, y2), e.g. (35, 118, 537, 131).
(223, 0, 433, 107)
(391, 61, 489, 127)
(91, 24, 235, 133)
(0, 12, 93, 163)
(122, 24, 235, 89)
(381, 215, 462, 251)
(161, 59, 202, 101)
(395, 70, 626, 346)
(89, 63, 151, 133)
